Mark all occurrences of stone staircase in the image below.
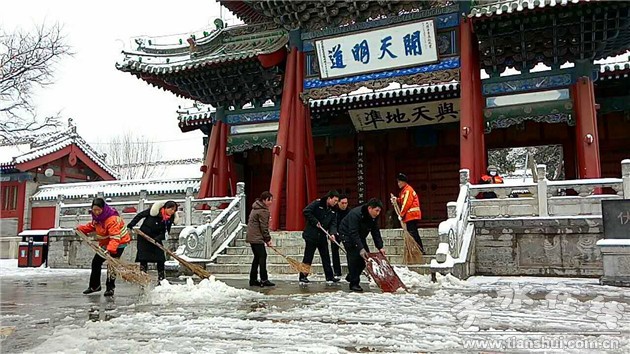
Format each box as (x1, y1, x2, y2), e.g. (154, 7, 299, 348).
(206, 228, 439, 276)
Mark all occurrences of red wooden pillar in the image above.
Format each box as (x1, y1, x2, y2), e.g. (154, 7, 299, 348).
(217, 122, 229, 196)
(198, 121, 233, 198)
(199, 124, 219, 198)
(459, 18, 484, 183)
(269, 47, 316, 230)
(573, 77, 601, 178)
(270, 48, 297, 230)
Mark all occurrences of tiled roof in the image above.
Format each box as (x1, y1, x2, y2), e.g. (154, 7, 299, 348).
(469, 0, 585, 18)
(0, 126, 115, 177)
(309, 81, 460, 109)
(116, 22, 287, 75)
(31, 177, 201, 201)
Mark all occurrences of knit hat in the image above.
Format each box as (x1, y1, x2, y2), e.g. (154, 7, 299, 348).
(487, 165, 498, 172)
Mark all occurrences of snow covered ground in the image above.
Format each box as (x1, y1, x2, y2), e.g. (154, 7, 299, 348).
(2, 260, 629, 353)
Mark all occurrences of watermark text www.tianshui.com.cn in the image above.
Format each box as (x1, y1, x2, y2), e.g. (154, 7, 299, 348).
(462, 336, 620, 350)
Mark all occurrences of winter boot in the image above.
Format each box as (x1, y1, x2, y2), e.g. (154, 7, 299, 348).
(82, 286, 101, 295)
(298, 273, 310, 283)
(103, 289, 115, 297)
(249, 280, 261, 287)
(349, 284, 364, 292)
(260, 280, 275, 287)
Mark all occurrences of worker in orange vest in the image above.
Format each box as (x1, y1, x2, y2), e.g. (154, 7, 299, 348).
(480, 165, 504, 199)
(480, 165, 504, 184)
(394, 173, 425, 253)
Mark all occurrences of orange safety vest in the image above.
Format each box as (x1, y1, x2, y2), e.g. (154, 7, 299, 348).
(77, 215, 131, 253)
(481, 175, 504, 184)
(397, 184, 421, 222)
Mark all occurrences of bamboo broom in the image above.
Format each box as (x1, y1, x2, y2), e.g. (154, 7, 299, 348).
(134, 229, 212, 279)
(390, 194, 423, 264)
(75, 230, 152, 286)
(268, 245, 311, 274)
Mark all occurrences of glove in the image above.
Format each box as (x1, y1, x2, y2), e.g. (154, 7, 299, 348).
(398, 216, 403, 222)
(359, 249, 368, 260)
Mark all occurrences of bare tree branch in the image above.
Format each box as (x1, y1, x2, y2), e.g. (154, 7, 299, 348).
(0, 22, 72, 143)
(105, 132, 163, 180)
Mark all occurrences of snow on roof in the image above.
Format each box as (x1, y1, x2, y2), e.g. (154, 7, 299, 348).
(31, 177, 200, 201)
(0, 125, 116, 177)
(114, 159, 204, 180)
(308, 81, 460, 108)
(0, 144, 31, 165)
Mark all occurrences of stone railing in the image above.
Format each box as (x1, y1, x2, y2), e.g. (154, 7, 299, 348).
(434, 159, 630, 278)
(469, 160, 629, 218)
(432, 169, 475, 278)
(53, 183, 247, 262)
(176, 182, 247, 261)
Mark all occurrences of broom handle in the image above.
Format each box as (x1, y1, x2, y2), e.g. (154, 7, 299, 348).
(389, 193, 409, 230)
(75, 229, 118, 261)
(317, 225, 373, 280)
(133, 228, 206, 276)
(317, 225, 347, 255)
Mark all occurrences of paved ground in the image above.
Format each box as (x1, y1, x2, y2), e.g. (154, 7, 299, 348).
(2, 262, 630, 353)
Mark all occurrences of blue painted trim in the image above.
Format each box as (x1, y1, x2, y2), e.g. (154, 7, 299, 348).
(225, 110, 281, 125)
(482, 73, 573, 96)
(301, 5, 460, 40)
(304, 56, 460, 89)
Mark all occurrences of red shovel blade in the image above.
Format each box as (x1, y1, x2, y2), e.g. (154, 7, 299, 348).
(364, 252, 407, 293)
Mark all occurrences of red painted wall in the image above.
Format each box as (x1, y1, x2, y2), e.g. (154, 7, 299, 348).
(30, 206, 56, 230)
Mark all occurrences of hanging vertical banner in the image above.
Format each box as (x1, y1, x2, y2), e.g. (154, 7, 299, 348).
(315, 19, 438, 79)
(349, 98, 460, 132)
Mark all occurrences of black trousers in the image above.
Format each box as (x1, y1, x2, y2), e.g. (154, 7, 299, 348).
(405, 219, 425, 253)
(301, 238, 334, 281)
(139, 261, 166, 281)
(250, 243, 268, 282)
(89, 247, 124, 291)
(344, 242, 368, 287)
(330, 240, 342, 277)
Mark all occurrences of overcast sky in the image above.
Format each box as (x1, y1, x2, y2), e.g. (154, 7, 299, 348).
(2, 0, 240, 161)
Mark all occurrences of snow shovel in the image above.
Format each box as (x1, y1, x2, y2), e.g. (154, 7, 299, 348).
(134, 229, 212, 279)
(364, 252, 408, 293)
(390, 193, 423, 265)
(75, 229, 152, 286)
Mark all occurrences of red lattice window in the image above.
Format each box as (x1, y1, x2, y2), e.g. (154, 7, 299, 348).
(1, 184, 19, 211)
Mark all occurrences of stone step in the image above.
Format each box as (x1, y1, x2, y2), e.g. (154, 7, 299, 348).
(224, 245, 438, 256)
(206, 262, 432, 275)
(214, 253, 435, 265)
(232, 237, 439, 248)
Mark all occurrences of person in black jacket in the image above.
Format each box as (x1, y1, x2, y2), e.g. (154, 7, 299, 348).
(338, 198, 385, 292)
(127, 200, 179, 284)
(300, 190, 340, 284)
(330, 194, 350, 278)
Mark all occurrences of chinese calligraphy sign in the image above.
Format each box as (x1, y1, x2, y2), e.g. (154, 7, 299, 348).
(315, 19, 438, 79)
(349, 99, 460, 132)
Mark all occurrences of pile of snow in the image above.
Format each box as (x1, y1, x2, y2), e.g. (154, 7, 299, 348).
(0, 259, 90, 278)
(393, 266, 474, 290)
(149, 277, 263, 305)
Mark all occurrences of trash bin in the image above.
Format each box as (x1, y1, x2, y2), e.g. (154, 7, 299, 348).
(17, 230, 50, 268)
(18, 242, 30, 267)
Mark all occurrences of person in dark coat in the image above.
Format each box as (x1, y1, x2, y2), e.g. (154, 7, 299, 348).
(300, 190, 340, 284)
(330, 194, 350, 278)
(338, 198, 385, 292)
(127, 200, 179, 284)
(246, 191, 275, 287)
